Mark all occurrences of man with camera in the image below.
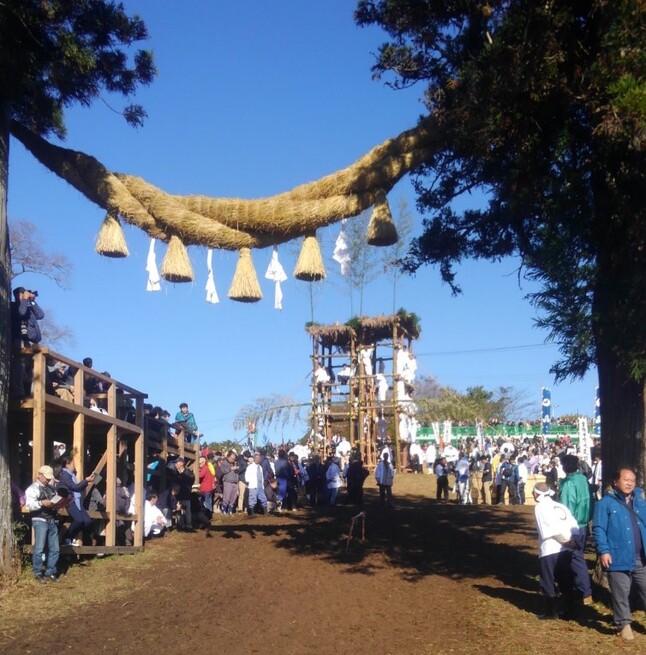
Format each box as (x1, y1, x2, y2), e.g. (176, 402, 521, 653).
(10, 286, 45, 397)
(24, 465, 61, 582)
(11, 286, 45, 346)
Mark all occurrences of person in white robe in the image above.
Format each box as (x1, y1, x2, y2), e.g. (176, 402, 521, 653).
(360, 346, 374, 376)
(144, 492, 166, 538)
(376, 372, 388, 403)
(533, 482, 578, 619)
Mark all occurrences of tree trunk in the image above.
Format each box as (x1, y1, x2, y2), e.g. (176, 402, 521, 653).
(0, 102, 17, 577)
(597, 344, 646, 487)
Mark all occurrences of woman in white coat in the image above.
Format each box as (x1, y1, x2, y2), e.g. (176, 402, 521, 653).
(326, 457, 343, 506)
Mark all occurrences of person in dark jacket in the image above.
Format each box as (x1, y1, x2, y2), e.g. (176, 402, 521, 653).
(157, 484, 180, 528)
(172, 458, 195, 530)
(306, 455, 323, 506)
(219, 450, 239, 515)
(274, 449, 294, 511)
(10, 287, 45, 397)
(111, 477, 133, 546)
(344, 458, 369, 505)
(115, 478, 130, 515)
(481, 455, 493, 505)
(236, 451, 250, 513)
(286, 452, 301, 510)
(435, 457, 450, 502)
(498, 457, 517, 505)
(593, 467, 646, 641)
(11, 287, 44, 345)
(58, 456, 96, 545)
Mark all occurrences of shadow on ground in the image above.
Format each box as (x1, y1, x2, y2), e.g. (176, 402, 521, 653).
(207, 487, 542, 593)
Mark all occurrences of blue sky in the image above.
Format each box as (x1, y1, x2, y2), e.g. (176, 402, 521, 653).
(7, 1, 598, 443)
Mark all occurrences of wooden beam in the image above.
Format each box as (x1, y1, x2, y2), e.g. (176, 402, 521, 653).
(41, 394, 143, 434)
(22, 346, 148, 398)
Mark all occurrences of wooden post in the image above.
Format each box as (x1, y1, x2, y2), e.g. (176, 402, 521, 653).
(160, 421, 168, 491)
(104, 382, 117, 547)
(133, 397, 144, 548)
(72, 365, 85, 476)
(31, 350, 46, 478)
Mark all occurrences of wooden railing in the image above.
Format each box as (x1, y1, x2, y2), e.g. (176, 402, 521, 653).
(12, 347, 147, 550)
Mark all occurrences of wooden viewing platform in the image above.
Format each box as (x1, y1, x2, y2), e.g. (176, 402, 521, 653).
(9, 347, 199, 555)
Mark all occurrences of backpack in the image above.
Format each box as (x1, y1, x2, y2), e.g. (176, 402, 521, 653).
(502, 464, 513, 479)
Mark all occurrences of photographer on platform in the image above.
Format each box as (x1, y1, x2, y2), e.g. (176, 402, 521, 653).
(11, 287, 45, 346)
(10, 287, 45, 397)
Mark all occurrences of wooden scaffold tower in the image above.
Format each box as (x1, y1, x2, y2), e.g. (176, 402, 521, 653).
(307, 311, 421, 471)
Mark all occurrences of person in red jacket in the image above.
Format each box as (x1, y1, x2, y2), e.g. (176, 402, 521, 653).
(198, 456, 215, 512)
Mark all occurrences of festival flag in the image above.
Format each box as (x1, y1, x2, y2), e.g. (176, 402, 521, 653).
(541, 387, 552, 434)
(205, 248, 219, 304)
(145, 238, 161, 291)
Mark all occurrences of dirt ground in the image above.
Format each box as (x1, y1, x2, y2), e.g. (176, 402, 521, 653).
(1, 474, 644, 655)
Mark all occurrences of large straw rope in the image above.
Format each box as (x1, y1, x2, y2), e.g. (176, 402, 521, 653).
(11, 117, 440, 250)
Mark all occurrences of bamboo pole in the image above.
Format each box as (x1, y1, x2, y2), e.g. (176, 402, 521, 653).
(349, 335, 358, 463)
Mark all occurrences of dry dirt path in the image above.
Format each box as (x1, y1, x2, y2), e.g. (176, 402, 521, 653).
(1, 476, 643, 655)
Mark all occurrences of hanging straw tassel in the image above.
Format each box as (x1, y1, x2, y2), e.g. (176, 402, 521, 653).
(367, 190, 398, 246)
(95, 212, 129, 257)
(228, 247, 262, 302)
(161, 235, 194, 283)
(294, 232, 326, 281)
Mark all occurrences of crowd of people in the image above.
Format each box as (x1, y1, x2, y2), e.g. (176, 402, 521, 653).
(17, 439, 384, 583)
(417, 433, 601, 506)
(19, 429, 646, 643)
(152, 446, 377, 522)
(422, 433, 645, 642)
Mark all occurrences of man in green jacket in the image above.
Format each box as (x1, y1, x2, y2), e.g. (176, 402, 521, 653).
(559, 454, 593, 607)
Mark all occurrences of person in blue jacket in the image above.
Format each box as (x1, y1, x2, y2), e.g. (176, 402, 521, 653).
(593, 467, 646, 642)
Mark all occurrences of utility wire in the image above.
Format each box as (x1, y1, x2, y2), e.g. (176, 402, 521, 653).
(416, 343, 554, 357)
